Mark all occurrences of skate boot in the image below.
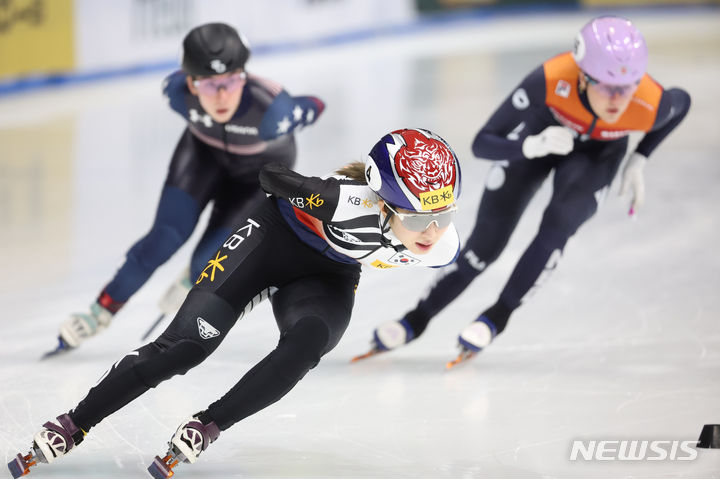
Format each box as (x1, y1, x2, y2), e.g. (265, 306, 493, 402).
(7, 414, 84, 478)
(352, 319, 415, 362)
(40, 302, 115, 360)
(42, 290, 123, 359)
(148, 415, 220, 478)
(157, 267, 192, 316)
(446, 315, 497, 369)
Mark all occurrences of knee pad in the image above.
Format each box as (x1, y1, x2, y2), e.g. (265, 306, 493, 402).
(541, 195, 597, 245)
(127, 222, 192, 272)
(275, 316, 330, 377)
(134, 339, 209, 388)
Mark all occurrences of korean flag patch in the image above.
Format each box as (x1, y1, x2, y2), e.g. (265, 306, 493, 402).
(388, 252, 420, 266)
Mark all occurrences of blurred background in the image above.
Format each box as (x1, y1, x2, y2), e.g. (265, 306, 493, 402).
(1, 1, 719, 478)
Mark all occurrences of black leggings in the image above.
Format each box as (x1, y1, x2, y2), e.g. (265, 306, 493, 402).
(70, 199, 360, 431)
(405, 139, 627, 335)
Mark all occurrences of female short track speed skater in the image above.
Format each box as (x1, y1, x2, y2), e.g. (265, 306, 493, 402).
(9, 128, 462, 478)
(360, 16, 691, 368)
(48, 22, 325, 356)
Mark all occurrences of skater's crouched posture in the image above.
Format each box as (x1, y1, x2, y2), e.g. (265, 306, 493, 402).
(52, 22, 325, 355)
(9, 129, 462, 478)
(364, 16, 691, 367)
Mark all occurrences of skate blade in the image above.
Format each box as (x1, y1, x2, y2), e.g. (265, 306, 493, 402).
(7, 452, 37, 478)
(141, 313, 166, 341)
(350, 348, 384, 363)
(40, 337, 74, 360)
(148, 453, 181, 479)
(445, 350, 477, 370)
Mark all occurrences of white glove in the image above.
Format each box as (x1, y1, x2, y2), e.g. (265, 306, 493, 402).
(521, 126, 574, 159)
(619, 152, 648, 217)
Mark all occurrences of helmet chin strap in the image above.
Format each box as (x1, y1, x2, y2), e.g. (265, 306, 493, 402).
(379, 209, 407, 252)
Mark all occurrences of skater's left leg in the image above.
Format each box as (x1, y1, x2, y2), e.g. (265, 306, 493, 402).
(149, 274, 357, 472)
(196, 274, 358, 431)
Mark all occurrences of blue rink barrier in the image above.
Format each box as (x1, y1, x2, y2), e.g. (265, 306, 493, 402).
(0, 2, 716, 98)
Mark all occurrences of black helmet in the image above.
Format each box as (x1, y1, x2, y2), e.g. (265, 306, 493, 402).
(181, 23, 250, 77)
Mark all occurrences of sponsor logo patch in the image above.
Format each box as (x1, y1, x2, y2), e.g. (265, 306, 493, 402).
(189, 108, 213, 128)
(197, 317, 220, 340)
(555, 79, 571, 98)
(225, 124, 259, 135)
(222, 218, 260, 251)
(419, 185, 454, 211)
(512, 88, 530, 110)
(306, 193, 324, 209)
(196, 251, 227, 284)
(347, 196, 374, 208)
(371, 259, 397, 269)
(209, 59, 227, 74)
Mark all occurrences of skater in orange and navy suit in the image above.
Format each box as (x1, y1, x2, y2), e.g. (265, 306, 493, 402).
(362, 16, 691, 366)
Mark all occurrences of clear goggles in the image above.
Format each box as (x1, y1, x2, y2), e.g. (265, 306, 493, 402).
(193, 71, 247, 96)
(584, 73, 639, 98)
(385, 203, 457, 232)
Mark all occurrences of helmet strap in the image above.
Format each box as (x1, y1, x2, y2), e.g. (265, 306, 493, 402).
(378, 209, 406, 252)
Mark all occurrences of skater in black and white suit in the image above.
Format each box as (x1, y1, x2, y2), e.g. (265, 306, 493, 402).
(10, 129, 462, 477)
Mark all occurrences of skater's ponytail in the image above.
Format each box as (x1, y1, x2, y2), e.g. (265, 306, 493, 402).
(335, 161, 367, 183)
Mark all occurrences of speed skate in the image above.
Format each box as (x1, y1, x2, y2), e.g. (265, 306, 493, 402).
(148, 446, 187, 479)
(445, 348, 478, 370)
(7, 450, 41, 478)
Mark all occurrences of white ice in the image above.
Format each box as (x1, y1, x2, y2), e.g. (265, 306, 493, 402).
(1, 8, 719, 479)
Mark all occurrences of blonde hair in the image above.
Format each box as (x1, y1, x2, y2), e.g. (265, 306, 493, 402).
(335, 161, 367, 183)
(335, 161, 386, 212)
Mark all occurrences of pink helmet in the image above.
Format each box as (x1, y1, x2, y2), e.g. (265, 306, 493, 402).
(572, 16, 648, 85)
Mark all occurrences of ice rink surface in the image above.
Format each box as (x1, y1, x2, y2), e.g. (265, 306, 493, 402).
(1, 7, 719, 479)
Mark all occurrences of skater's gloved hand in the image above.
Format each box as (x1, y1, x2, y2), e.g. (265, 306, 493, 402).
(521, 126, 574, 159)
(619, 152, 648, 217)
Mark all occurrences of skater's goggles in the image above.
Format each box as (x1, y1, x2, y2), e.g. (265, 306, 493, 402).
(583, 73, 639, 98)
(193, 71, 247, 96)
(385, 203, 457, 232)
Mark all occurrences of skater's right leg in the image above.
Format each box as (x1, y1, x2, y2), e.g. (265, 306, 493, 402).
(68, 289, 239, 431)
(374, 160, 551, 351)
(12, 289, 239, 476)
(68, 197, 279, 431)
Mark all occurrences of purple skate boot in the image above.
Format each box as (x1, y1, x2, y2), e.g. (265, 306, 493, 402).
(7, 414, 84, 478)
